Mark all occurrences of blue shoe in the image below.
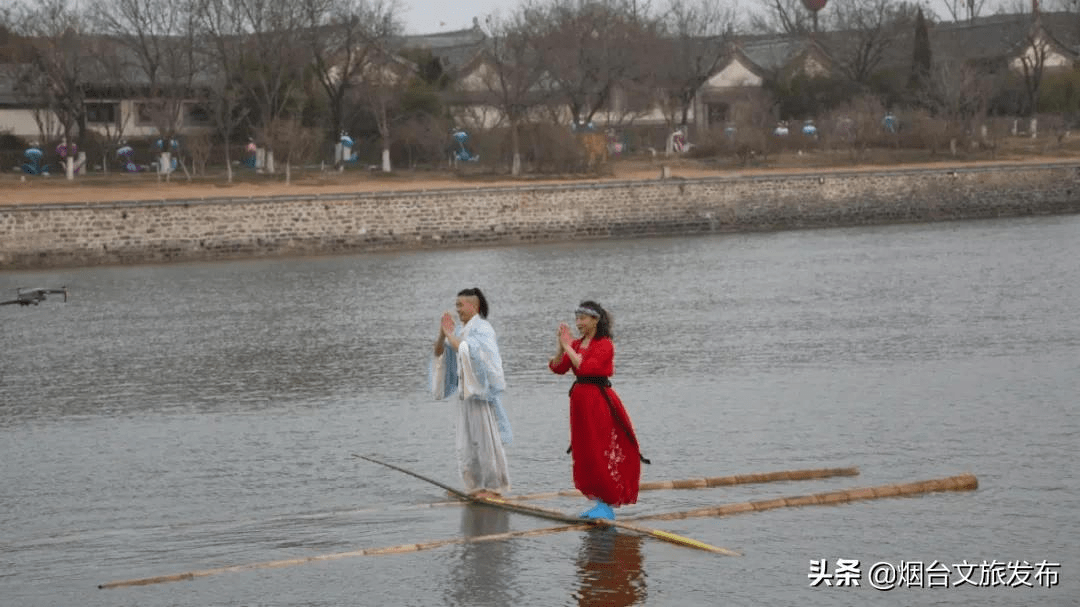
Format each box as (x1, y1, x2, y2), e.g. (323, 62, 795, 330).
(579, 500, 615, 520)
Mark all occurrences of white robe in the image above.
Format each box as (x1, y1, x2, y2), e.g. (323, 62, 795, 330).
(431, 315, 512, 494)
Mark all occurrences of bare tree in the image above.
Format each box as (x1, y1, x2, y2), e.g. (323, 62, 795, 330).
(235, 0, 311, 174)
(656, 0, 738, 129)
(301, 0, 401, 168)
(354, 46, 413, 171)
(11, 0, 90, 180)
(262, 116, 319, 182)
(477, 9, 550, 175)
(1015, 26, 1052, 119)
(917, 59, 997, 153)
(938, 0, 988, 23)
(194, 0, 251, 183)
(79, 37, 137, 176)
(749, 0, 818, 35)
(90, 0, 206, 181)
(531, 0, 663, 128)
(828, 0, 918, 86)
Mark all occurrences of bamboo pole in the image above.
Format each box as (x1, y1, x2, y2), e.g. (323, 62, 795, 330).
(98, 473, 977, 590)
(99, 521, 586, 589)
(352, 453, 737, 554)
(479, 495, 741, 556)
(630, 473, 978, 522)
(502, 466, 860, 501)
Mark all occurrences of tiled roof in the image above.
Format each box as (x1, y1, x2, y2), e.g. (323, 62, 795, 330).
(724, 12, 1078, 78)
(398, 26, 485, 50)
(736, 34, 819, 71)
(397, 26, 487, 75)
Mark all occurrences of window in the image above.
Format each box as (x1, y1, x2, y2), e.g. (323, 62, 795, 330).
(134, 102, 156, 126)
(86, 102, 118, 125)
(184, 103, 212, 126)
(707, 103, 729, 128)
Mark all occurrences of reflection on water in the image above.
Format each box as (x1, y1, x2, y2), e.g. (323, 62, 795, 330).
(460, 504, 511, 538)
(573, 529, 646, 607)
(448, 505, 515, 606)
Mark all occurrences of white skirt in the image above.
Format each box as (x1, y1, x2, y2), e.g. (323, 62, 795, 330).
(457, 396, 511, 494)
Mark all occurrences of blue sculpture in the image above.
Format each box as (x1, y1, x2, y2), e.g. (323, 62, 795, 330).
(22, 147, 47, 175)
(154, 138, 180, 172)
(338, 133, 359, 163)
(117, 144, 140, 172)
(883, 113, 898, 134)
(449, 129, 478, 163)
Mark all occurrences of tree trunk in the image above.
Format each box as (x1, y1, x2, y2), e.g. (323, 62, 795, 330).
(381, 147, 391, 172)
(511, 124, 521, 176)
(65, 137, 74, 180)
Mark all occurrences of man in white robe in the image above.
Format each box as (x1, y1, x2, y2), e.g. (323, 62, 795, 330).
(431, 288, 512, 497)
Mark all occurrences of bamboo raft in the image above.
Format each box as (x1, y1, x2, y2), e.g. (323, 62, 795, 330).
(99, 467, 977, 590)
(350, 454, 740, 554)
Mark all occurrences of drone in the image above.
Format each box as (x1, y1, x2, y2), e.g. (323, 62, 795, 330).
(1, 287, 69, 306)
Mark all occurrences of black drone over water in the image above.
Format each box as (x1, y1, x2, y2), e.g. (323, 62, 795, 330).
(1, 287, 68, 306)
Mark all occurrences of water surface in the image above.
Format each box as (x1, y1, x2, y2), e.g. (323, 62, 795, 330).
(2, 214, 1078, 606)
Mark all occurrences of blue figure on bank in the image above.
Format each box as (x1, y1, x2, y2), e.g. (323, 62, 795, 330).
(449, 128, 478, 163)
(22, 145, 48, 175)
(155, 138, 180, 173)
(244, 139, 258, 169)
(117, 143, 140, 172)
(883, 112, 898, 134)
(338, 132, 359, 164)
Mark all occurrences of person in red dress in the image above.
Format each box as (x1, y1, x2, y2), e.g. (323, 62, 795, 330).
(549, 300, 647, 520)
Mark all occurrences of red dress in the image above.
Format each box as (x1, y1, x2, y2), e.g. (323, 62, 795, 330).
(550, 337, 641, 507)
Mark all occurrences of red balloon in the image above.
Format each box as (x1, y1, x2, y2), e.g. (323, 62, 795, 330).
(802, 0, 827, 12)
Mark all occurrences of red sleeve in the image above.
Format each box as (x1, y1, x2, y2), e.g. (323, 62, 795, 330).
(578, 338, 614, 376)
(549, 352, 572, 375)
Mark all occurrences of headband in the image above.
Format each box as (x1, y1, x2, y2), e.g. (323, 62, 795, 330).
(575, 306, 600, 318)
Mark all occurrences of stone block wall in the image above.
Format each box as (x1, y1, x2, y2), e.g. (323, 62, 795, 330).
(2, 163, 1078, 270)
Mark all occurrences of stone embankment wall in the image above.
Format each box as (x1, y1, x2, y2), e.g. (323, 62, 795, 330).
(2, 163, 1079, 270)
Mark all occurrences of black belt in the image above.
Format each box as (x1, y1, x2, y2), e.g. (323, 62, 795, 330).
(567, 376, 650, 464)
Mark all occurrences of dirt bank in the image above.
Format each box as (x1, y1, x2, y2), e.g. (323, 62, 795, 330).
(4, 155, 1078, 206)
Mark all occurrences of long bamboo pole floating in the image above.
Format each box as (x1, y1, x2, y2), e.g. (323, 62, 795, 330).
(99, 519, 587, 589)
(98, 473, 978, 590)
(630, 473, 979, 522)
(352, 453, 739, 555)
(500, 466, 860, 501)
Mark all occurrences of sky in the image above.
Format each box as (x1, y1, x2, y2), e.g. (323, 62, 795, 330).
(398, 0, 1021, 35)
(400, 0, 508, 34)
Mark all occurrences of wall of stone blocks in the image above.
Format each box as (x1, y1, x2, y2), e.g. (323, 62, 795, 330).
(2, 163, 1078, 270)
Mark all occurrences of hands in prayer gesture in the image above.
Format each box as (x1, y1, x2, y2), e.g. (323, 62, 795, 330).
(434, 311, 458, 356)
(558, 322, 574, 352)
(441, 312, 456, 338)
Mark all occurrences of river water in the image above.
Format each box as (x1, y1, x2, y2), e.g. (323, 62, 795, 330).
(2, 214, 1077, 606)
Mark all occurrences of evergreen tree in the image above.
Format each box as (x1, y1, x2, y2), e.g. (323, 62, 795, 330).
(909, 8, 931, 93)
